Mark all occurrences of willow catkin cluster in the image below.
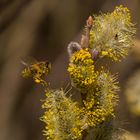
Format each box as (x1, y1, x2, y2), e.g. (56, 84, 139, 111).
(68, 50, 119, 128)
(21, 5, 136, 140)
(67, 5, 136, 137)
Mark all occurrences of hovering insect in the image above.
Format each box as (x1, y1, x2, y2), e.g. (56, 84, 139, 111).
(21, 58, 51, 84)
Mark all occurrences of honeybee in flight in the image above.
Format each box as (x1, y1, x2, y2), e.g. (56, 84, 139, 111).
(21, 58, 51, 84)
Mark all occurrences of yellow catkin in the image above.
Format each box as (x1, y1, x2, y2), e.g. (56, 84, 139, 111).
(68, 48, 119, 129)
(68, 48, 98, 93)
(41, 89, 85, 140)
(89, 5, 136, 61)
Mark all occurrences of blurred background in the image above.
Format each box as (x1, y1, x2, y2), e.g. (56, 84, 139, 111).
(0, 0, 140, 140)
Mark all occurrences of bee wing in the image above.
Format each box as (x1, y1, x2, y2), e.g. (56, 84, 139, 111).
(21, 59, 28, 66)
(21, 57, 38, 66)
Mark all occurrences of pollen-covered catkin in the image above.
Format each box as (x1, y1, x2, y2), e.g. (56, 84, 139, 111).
(89, 5, 136, 61)
(41, 89, 85, 140)
(68, 48, 98, 93)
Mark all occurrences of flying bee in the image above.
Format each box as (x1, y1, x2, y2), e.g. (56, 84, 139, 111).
(21, 58, 51, 84)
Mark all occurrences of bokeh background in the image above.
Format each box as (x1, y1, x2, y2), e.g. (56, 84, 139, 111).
(0, 0, 140, 140)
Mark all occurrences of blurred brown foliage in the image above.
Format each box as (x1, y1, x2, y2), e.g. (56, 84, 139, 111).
(0, 0, 140, 140)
